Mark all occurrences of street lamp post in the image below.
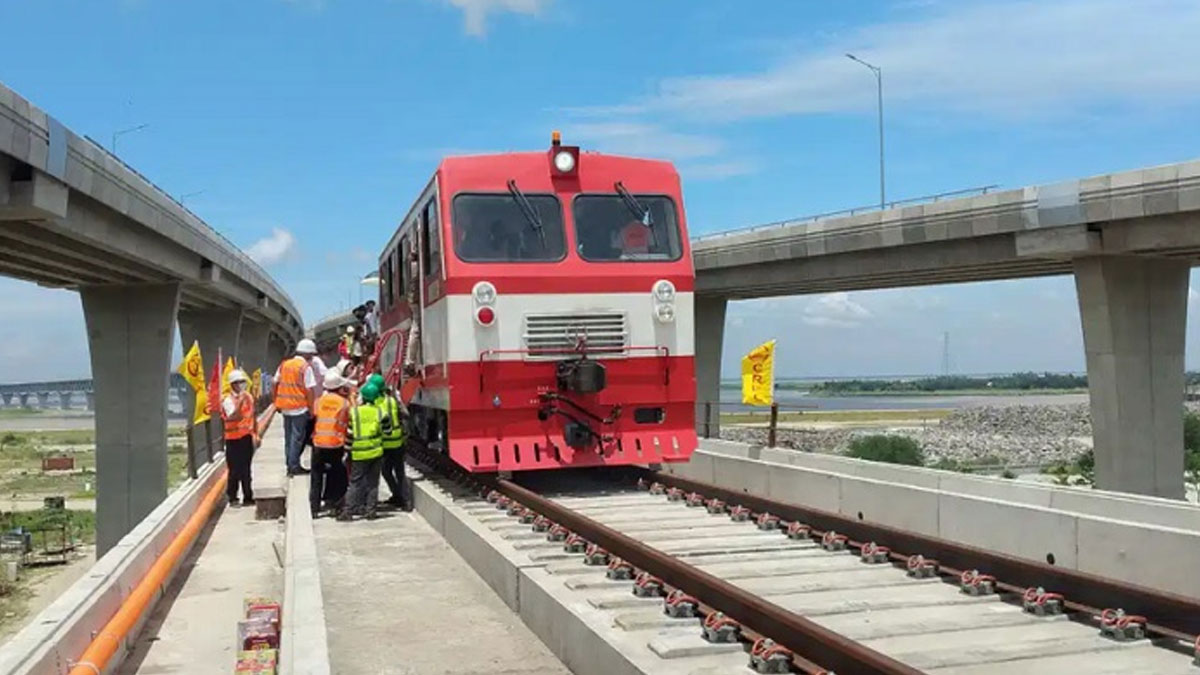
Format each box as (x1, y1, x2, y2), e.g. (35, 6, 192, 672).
(111, 123, 149, 153)
(846, 54, 885, 209)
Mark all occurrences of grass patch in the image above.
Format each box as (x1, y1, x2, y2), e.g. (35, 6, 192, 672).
(844, 435, 925, 466)
(0, 408, 43, 418)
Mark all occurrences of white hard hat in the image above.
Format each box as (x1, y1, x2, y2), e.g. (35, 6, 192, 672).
(323, 370, 348, 390)
(345, 325, 356, 334)
(228, 369, 249, 385)
(296, 338, 318, 355)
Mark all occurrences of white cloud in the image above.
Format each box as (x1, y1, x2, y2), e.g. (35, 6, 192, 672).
(245, 227, 297, 266)
(587, 0, 1200, 121)
(802, 292, 871, 328)
(444, 0, 550, 36)
(680, 159, 758, 181)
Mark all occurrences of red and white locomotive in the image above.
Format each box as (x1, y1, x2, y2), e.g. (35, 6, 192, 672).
(374, 134, 696, 472)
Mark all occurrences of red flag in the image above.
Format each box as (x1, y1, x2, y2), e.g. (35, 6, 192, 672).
(207, 348, 223, 416)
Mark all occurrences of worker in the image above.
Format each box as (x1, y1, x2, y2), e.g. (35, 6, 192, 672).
(339, 383, 392, 521)
(273, 338, 319, 476)
(370, 374, 409, 510)
(221, 369, 257, 506)
(339, 326, 355, 361)
(310, 370, 352, 517)
(616, 219, 652, 256)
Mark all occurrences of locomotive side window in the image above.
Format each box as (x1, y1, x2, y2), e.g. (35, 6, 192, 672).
(452, 193, 566, 262)
(381, 254, 393, 309)
(573, 195, 682, 262)
(423, 200, 441, 279)
(399, 234, 411, 298)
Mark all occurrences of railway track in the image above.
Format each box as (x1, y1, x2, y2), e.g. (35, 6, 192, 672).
(410, 446, 1200, 674)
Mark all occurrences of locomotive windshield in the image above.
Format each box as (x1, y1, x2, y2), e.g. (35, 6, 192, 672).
(452, 193, 566, 262)
(573, 195, 682, 262)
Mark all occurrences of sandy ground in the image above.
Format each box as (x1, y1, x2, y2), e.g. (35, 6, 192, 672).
(0, 547, 95, 643)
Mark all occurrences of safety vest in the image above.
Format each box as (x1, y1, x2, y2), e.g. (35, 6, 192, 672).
(349, 404, 384, 461)
(312, 393, 349, 449)
(274, 356, 310, 412)
(378, 396, 405, 451)
(222, 391, 256, 440)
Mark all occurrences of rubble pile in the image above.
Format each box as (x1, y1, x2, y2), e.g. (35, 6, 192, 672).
(720, 403, 1096, 467)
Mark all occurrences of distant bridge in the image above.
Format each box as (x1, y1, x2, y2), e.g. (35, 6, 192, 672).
(0, 374, 189, 410)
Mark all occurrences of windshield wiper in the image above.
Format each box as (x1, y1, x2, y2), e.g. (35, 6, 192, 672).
(507, 179, 546, 249)
(615, 181, 653, 227)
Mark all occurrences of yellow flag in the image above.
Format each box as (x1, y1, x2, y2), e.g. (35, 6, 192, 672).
(177, 341, 210, 425)
(221, 357, 235, 398)
(251, 368, 263, 399)
(741, 339, 776, 407)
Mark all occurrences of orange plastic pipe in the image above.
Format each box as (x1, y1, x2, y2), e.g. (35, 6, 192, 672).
(68, 408, 277, 674)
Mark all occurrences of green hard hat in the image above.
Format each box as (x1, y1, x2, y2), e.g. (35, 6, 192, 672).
(368, 373, 386, 389)
(360, 383, 381, 403)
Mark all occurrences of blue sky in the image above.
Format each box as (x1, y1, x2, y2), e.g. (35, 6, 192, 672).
(3, 0, 1200, 379)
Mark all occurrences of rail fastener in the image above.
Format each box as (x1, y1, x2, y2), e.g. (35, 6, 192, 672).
(750, 638, 795, 675)
(755, 512, 781, 531)
(859, 541, 891, 564)
(704, 497, 726, 514)
(546, 523, 569, 542)
(905, 554, 939, 578)
(632, 571, 665, 597)
(582, 543, 609, 566)
(702, 611, 742, 643)
(606, 557, 634, 580)
(563, 532, 588, 553)
(785, 521, 812, 540)
(1099, 608, 1147, 642)
(959, 569, 997, 596)
(729, 504, 752, 522)
(665, 486, 685, 502)
(1022, 587, 1065, 616)
(531, 514, 552, 533)
(684, 491, 705, 507)
(821, 530, 848, 552)
(664, 589, 700, 618)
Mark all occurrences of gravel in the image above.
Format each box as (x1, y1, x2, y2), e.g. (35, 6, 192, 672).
(719, 403, 1101, 467)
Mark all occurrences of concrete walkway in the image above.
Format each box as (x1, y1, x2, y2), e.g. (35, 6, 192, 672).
(313, 476, 567, 675)
(118, 422, 288, 675)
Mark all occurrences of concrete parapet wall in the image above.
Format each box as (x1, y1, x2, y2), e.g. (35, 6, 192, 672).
(0, 454, 227, 675)
(279, 476, 331, 675)
(670, 444, 1200, 597)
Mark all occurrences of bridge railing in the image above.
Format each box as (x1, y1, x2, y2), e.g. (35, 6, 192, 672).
(692, 185, 1000, 243)
(79, 134, 299, 314)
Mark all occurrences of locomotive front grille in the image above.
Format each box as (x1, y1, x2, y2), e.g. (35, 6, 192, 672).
(522, 312, 628, 359)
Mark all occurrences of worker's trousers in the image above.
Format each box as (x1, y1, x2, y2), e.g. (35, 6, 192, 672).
(225, 435, 255, 503)
(345, 455, 382, 516)
(282, 411, 309, 473)
(310, 447, 348, 514)
(381, 448, 407, 507)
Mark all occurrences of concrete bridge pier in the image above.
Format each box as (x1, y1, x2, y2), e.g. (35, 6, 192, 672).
(59, 391, 72, 410)
(82, 282, 182, 555)
(1074, 255, 1189, 499)
(238, 320, 271, 379)
(0, 393, 10, 407)
(85, 391, 94, 412)
(36, 392, 50, 408)
(694, 296, 729, 437)
(18, 393, 30, 408)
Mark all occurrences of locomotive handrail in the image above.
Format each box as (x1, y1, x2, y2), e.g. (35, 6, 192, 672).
(477, 345, 672, 391)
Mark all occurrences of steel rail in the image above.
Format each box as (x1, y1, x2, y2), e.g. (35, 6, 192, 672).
(408, 445, 920, 675)
(640, 468, 1200, 642)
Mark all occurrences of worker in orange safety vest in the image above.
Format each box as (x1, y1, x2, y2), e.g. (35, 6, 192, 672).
(310, 370, 352, 517)
(273, 338, 319, 476)
(222, 369, 258, 506)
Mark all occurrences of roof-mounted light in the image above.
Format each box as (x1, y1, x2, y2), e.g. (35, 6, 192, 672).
(548, 130, 579, 178)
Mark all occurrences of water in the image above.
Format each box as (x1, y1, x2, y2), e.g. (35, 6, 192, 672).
(717, 387, 1087, 412)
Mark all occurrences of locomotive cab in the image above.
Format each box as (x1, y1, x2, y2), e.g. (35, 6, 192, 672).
(378, 135, 697, 472)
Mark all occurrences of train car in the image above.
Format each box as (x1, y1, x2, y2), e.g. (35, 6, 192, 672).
(375, 133, 696, 472)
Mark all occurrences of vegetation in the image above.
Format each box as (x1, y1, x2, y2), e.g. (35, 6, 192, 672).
(844, 435, 924, 466)
(0, 508, 96, 544)
(928, 457, 973, 473)
(1185, 411, 1200, 493)
(810, 372, 1088, 395)
(1000, 469, 1018, 479)
(719, 409, 950, 425)
(1043, 449, 1095, 486)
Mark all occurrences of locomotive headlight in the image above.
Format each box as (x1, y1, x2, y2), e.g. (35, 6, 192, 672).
(653, 280, 676, 303)
(473, 281, 497, 305)
(655, 303, 676, 323)
(553, 151, 576, 174)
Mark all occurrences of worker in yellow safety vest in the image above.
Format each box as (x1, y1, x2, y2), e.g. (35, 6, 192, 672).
(310, 370, 352, 517)
(367, 374, 409, 511)
(273, 338, 319, 476)
(221, 369, 258, 506)
(338, 383, 392, 521)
